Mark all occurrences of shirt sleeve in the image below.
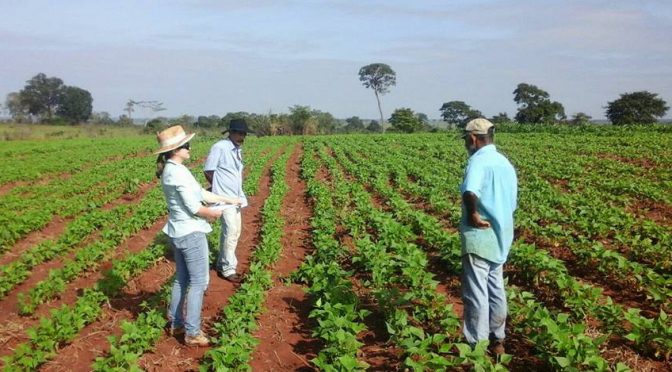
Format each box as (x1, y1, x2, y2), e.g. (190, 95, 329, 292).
(462, 162, 486, 199)
(175, 168, 204, 215)
(204, 143, 222, 171)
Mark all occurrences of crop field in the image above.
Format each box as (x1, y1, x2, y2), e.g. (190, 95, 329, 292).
(0, 128, 670, 371)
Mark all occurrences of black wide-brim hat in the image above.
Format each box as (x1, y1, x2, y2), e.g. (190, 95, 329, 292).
(222, 118, 254, 134)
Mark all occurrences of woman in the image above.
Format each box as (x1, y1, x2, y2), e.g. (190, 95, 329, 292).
(155, 125, 240, 347)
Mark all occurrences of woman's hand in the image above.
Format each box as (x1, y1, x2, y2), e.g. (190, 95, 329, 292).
(198, 206, 223, 222)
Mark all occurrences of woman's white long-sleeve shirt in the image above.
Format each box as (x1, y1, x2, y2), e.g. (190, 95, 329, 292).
(160, 159, 212, 238)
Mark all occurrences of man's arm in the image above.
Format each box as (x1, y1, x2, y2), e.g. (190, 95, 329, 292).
(462, 191, 491, 228)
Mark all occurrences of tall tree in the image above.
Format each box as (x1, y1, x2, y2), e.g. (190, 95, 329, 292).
(439, 101, 482, 128)
(389, 107, 423, 133)
(57, 86, 93, 123)
(606, 91, 669, 125)
(513, 83, 565, 123)
(124, 100, 136, 122)
(358, 63, 396, 132)
(19, 73, 65, 121)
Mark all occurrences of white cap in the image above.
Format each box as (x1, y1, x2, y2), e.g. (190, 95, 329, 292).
(464, 118, 494, 135)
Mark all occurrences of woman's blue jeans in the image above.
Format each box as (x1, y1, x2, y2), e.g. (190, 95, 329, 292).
(461, 253, 507, 346)
(168, 232, 210, 337)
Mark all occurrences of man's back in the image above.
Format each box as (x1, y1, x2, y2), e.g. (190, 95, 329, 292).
(460, 144, 517, 263)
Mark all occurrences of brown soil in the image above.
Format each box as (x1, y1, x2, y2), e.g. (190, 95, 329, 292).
(338, 229, 405, 370)
(548, 177, 572, 193)
(136, 151, 276, 371)
(249, 144, 320, 371)
(595, 153, 659, 171)
(0, 180, 28, 196)
(0, 216, 72, 266)
(518, 230, 660, 315)
(41, 255, 174, 372)
(626, 198, 672, 228)
(0, 180, 159, 328)
(0, 172, 74, 198)
(0, 216, 167, 362)
(0, 178, 157, 269)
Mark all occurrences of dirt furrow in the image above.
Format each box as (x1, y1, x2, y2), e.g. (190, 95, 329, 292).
(249, 144, 319, 371)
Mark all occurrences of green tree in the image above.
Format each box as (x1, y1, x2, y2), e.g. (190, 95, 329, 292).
(171, 114, 195, 126)
(19, 73, 65, 121)
(312, 110, 337, 134)
(344, 116, 365, 133)
(146, 118, 165, 130)
(606, 91, 669, 125)
(367, 120, 381, 133)
(513, 83, 565, 123)
(570, 112, 592, 125)
(358, 63, 396, 132)
(57, 86, 93, 123)
(439, 101, 482, 128)
(220, 111, 249, 129)
(194, 115, 220, 128)
(490, 112, 510, 124)
(389, 108, 422, 133)
(288, 105, 311, 135)
(247, 113, 273, 136)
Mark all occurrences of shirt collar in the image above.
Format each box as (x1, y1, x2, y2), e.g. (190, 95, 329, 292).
(227, 138, 240, 149)
(472, 144, 496, 157)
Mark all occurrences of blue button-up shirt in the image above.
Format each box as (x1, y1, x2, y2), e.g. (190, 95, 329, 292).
(459, 144, 518, 264)
(161, 159, 212, 238)
(204, 138, 248, 210)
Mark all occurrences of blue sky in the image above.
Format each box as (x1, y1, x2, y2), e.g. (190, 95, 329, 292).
(1, 0, 671, 120)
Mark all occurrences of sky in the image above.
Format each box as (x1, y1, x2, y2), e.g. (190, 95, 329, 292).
(1, 0, 671, 120)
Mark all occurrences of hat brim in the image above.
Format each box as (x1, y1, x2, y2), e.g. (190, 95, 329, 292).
(154, 132, 195, 154)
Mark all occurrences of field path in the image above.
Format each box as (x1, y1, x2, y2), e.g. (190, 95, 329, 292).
(249, 144, 320, 371)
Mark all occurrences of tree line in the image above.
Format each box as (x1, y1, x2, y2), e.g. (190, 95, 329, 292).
(4, 73, 93, 124)
(3, 70, 669, 134)
(357, 63, 669, 132)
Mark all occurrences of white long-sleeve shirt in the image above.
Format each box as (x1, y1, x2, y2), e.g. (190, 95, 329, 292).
(160, 159, 212, 238)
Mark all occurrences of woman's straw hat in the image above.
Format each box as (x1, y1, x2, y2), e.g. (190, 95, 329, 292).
(154, 125, 195, 154)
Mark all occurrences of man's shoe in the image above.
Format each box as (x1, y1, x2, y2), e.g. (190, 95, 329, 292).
(185, 331, 209, 347)
(489, 340, 505, 356)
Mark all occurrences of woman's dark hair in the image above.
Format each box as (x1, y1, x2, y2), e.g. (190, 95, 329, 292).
(156, 150, 175, 178)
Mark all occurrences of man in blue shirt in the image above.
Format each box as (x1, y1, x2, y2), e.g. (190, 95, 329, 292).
(459, 118, 517, 356)
(204, 118, 251, 283)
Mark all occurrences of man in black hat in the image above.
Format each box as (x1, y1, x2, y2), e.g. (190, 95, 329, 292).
(203, 118, 252, 283)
